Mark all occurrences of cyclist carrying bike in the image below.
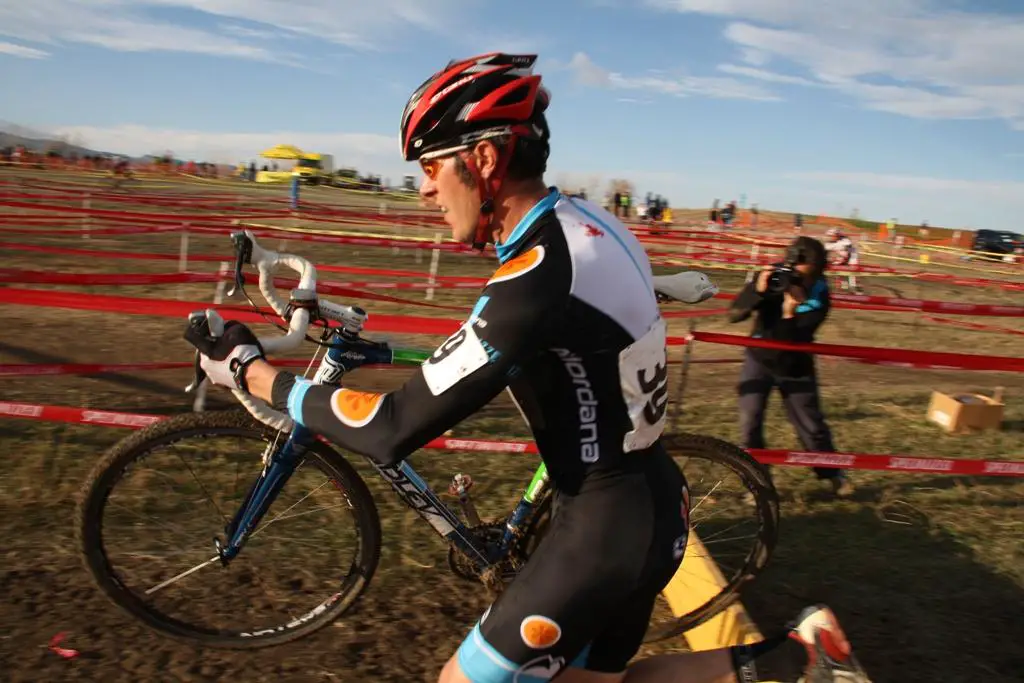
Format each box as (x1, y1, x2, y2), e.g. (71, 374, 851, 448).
(185, 52, 869, 683)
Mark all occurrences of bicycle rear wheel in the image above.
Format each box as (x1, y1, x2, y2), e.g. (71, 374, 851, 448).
(77, 409, 381, 649)
(520, 432, 778, 643)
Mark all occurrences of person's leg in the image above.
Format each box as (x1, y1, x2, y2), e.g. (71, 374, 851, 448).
(440, 472, 664, 683)
(619, 604, 869, 683)
(549, 456, 871, 683)
(737, 351, 775, 484)
(737, 351, 773, 451)
(777, 366, 852, 495)
(553, 448, 690, 683)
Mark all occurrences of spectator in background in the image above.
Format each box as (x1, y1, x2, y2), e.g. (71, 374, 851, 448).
(825, 228, 862, 294)
(721, 200, 737, 226)
(647, 194, 665, 234)
(727, 236, 853, 498)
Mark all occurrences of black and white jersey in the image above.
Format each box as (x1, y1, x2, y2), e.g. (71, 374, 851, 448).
(272, 188, 670, 494)
(826, 236, 858, 264)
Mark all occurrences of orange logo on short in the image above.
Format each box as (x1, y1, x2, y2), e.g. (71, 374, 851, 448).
(331, 389, 384, 428)
(488, 245, 545, 285)
(520, 615, 561, 649)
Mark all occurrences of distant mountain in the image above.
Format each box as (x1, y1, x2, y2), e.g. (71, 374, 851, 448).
(0, 123, 148, 162)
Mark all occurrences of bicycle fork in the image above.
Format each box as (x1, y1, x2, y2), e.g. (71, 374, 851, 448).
(215, 425, 314, 564)
(213, 326, 390, 565)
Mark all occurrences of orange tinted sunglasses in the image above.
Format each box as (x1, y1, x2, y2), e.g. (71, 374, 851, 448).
(420, 147, 470, 180)
(419, 156, 444, 180)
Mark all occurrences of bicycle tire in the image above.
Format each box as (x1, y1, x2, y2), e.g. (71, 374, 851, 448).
(76, 409, 382, 649)
(518, 432, 779, 643)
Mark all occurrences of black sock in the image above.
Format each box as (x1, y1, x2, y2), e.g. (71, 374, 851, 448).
(729, 633, 789, 683)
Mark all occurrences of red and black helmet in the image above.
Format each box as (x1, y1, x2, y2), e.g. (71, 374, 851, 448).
(400, 52, 551, 162)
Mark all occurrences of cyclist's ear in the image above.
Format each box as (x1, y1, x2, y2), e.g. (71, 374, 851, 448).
(474, 140, 501, 180)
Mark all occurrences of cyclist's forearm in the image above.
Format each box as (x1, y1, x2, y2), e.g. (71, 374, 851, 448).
(262, 364, 505, 467)
(243, 359, 280, 402)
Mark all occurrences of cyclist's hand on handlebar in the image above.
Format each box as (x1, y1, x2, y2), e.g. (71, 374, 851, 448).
(183, 311, 265, 392)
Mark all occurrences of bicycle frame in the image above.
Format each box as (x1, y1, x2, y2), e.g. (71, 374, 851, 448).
(209, 228, 717, 572)
(215, 325, 551, 573)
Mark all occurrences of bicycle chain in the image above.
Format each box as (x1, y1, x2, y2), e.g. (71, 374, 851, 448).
(446, 520, 530, 596)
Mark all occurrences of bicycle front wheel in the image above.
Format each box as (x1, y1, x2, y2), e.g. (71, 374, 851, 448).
(77, 409, 382, 649)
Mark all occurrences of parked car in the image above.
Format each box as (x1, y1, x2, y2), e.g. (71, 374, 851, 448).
(969, 229, 1023, 261)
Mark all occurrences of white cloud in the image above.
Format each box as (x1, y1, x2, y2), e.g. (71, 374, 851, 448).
(0, 40, 49, 59)
(716, 63, 816, 86)
(0, 0, 471, 62)
(567, 51, 780, 101)
(218, 23, 298, 41)
(738, 47, 769, 67)
(138, 0, 459, 50)
(0, 2, 288, 63)
(567, 52, 612, 87)
(822, 77, 1000, 120)
(650, 0, 1024, 128)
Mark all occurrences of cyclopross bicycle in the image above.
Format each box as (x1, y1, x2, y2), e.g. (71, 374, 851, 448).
(77, 230, 779, 649)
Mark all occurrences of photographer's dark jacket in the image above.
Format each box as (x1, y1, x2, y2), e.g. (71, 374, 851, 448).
(727, 273, 830, 376)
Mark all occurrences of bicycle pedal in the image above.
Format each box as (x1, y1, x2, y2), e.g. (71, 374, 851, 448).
(213, 537, 230, 566)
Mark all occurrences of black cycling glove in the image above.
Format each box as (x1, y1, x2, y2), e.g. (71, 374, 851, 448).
(183, 309, 265, 393)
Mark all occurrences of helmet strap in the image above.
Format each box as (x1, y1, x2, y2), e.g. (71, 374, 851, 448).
(461, 136, 518, 252)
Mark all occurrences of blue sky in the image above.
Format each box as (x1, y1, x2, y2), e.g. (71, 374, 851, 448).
(1, 0, 1023, 230)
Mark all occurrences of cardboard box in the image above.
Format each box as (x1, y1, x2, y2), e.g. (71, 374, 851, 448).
(927, 388, 1004, 433)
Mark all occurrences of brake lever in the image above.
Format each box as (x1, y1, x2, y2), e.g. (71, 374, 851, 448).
(226, 231, 253, 298)
(185, 350, 208, 394)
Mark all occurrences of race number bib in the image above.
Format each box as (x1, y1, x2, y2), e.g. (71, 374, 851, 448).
(421, 322, 491, 396)
(618, 317, 669, 452)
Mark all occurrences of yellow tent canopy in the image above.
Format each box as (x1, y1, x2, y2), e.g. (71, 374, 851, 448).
(259, 144, 305, 160)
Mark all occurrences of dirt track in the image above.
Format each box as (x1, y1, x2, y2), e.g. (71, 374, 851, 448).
(2, 174, 1023, 682)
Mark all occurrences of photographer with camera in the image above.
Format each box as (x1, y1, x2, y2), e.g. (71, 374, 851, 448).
(728, 236, 853, 497)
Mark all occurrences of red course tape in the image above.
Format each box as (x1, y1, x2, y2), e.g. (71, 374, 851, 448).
(688, 331, 1024, 373)
(1, 401, 1019, 476)
(2, 287, 1022, 370)
(0, 286, 463, 336)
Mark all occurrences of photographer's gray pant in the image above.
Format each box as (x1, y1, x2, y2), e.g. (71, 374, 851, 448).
(737, 349, 840, 480)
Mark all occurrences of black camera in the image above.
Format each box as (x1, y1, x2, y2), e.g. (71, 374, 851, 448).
(762, 237, 828, 296)
(765, 263, 796, 295)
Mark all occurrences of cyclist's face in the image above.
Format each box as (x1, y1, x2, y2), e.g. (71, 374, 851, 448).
(419, 153, 479, 242)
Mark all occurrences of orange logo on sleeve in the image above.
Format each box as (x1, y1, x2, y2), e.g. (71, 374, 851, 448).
(520, 615, 562, 649)
(330, 389, 385, 428)
(488, 245, 545, 285)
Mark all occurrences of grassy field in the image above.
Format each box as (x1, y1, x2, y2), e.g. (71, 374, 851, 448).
(0, 168, 1022, 682)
